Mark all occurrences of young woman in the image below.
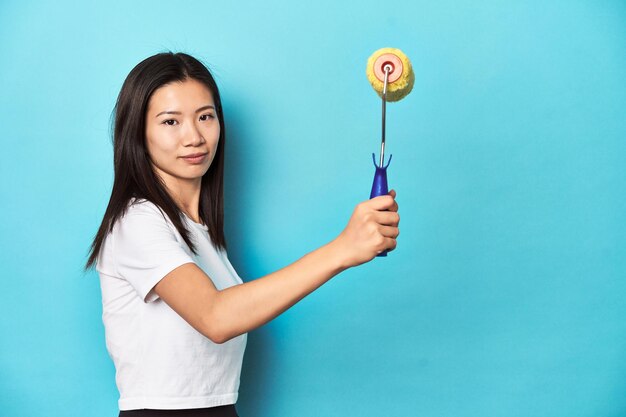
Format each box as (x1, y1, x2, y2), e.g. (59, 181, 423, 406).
(85, 52, 400, 417)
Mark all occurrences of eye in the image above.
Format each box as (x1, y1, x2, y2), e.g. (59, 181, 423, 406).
(162, 119, 178, 126)
(199, 113, 215, 122)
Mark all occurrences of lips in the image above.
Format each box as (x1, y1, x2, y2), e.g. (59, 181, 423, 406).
(181, 152, 208, 164)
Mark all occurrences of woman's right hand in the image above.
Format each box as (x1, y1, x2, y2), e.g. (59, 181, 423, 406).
(332, 189, 400, 268)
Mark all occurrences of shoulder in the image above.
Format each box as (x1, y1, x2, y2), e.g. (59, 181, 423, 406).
(97, 199, 183, 275)
(126, 197, 164, 216)
(119, 198, 172, 225)
(109, 198, 181, 242)
(113, 198, 190, 254)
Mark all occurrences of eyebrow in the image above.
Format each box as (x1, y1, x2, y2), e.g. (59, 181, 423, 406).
(155, 105, 215, 118)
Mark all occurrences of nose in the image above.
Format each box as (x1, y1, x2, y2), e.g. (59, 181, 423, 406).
(182, 121, 205, 146)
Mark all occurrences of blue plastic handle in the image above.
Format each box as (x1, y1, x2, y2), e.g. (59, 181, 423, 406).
(369, 153, 392, 257)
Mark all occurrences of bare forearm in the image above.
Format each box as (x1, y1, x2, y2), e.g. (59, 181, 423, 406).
(155, 193, 399, 344)
(209, 239, 348, 342)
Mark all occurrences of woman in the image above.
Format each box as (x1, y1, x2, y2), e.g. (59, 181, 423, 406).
(85, 52, 400, 417)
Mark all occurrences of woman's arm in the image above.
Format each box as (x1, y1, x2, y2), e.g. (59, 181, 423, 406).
(153, 191, 400, 344)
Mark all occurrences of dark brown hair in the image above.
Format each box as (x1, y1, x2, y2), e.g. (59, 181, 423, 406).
(84, 52, 227, 271)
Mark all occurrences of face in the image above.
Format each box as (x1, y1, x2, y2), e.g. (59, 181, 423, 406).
(145, 78, 220, 192)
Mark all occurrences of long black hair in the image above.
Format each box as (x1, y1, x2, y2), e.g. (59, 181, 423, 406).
(84, 52, 227, 271)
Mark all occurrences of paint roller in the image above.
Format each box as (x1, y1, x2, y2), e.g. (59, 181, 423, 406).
(365, 47, 414, 256)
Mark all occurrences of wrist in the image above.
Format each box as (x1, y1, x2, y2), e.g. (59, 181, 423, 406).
(324, 236, 352, 273)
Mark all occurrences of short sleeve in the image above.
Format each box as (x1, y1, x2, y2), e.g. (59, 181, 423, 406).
(112, 202, 195, 303)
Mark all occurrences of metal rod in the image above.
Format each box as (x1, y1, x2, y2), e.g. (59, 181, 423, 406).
(380, 64, 392, 168)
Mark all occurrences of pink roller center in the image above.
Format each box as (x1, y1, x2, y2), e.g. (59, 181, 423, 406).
(373, 53, 404, 83)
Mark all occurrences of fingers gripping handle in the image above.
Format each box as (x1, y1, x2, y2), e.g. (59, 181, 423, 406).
(370, 153, 392, 257)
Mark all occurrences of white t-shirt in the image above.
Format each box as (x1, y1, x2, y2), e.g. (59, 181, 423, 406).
(96, 198, 247, 411)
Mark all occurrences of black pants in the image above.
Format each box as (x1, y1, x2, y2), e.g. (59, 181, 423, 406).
(119, 405, 239, 417)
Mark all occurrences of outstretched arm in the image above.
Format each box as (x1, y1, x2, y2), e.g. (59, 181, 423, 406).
(153, 191, 400, 343)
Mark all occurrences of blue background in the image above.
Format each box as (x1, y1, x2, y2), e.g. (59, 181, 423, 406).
(1, 1, 625, 416)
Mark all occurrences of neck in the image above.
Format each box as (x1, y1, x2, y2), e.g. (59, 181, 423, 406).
(174, 184, 202, 224)
(157, 171, 203, 223)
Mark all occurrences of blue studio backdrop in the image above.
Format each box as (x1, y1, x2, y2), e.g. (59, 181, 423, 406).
(0, 1, 625, 416)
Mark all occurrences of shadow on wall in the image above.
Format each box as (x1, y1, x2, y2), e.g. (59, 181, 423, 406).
(223, 104, 275, 415)
(238, 327, 278, 416)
